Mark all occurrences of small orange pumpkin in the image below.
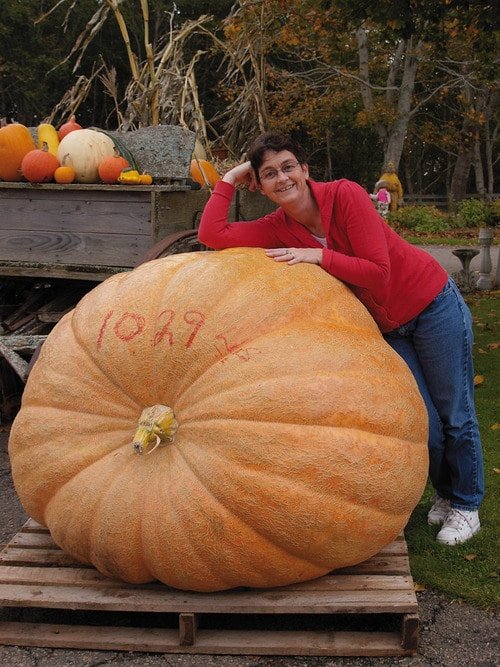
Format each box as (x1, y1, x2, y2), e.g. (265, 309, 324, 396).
(21, 143, 60, 183)
(57, 115, 83, 141)
(139, 173, 153, 185)
(0, 123, 36, 181)
(190, 158, 220, 188)
(54, 154, 76, 184)
(98, 150, 130, 184)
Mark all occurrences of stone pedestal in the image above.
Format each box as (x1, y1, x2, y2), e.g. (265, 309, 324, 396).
(476, 227, 494, 290)
(452, 248, 480, 292)
(496, 246, 500, 288)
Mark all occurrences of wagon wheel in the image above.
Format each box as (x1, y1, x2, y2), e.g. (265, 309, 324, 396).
(136, 230, 208, 267)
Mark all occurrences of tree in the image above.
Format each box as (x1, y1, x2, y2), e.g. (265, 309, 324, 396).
(224, 0, 498, 194)
(1, 0, 496, 195)
(443, 3, 499, 199)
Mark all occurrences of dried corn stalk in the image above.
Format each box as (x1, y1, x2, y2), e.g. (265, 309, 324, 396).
(208, 0, 272, 154)
(39, 1, 214, 149)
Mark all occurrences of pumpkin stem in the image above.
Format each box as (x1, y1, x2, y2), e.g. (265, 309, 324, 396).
(132, 404, 178, 455)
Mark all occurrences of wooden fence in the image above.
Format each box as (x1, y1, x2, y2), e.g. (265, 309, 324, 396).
(403, 194, 499, 211)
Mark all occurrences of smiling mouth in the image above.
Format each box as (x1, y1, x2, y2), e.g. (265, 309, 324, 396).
(276, 184, 295, 193)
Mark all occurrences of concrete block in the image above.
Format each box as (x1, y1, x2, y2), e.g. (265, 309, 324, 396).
(105, 125, 196, 181)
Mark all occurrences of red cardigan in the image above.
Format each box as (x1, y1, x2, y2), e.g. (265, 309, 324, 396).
(198, 179, 448, 332)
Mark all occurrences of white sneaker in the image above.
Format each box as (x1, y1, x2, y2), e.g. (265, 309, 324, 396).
(436, 509, 480, 545)
(427, 495, 451, 525)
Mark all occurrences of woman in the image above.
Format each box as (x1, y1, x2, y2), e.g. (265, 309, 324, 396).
(198, 131, 484, 546)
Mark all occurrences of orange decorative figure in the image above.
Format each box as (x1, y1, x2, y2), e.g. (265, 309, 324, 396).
(378, 162, 403, 211)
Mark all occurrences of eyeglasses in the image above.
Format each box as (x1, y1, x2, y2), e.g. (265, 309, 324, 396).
(259, 161, 301, 182)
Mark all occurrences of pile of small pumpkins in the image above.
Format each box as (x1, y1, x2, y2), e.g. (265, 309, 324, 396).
(0, 119, 221, 188)
(0, 118, 152, 185)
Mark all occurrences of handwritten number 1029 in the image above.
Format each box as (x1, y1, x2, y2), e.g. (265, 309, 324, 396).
(96, 309, 206, 350)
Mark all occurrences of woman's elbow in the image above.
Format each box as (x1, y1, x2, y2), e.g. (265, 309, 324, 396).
(197, 227, 210, 245)
(377, 263, 391, 289)
(197, 228, 225, 250)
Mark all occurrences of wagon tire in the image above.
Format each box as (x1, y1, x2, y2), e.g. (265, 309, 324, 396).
(136, 230, 208, 266)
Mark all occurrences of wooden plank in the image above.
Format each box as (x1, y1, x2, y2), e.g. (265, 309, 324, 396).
(7, 532, 59, 549)
(336, 556, 411, 576)
(0, 191, 151, 235)
(0, 567, 414, 593)
(374, 540, 408, 556)
(0, 262, 126, 281)
(0, 187, 151, 201)
(0, 339, 28, 381)
(0, 584, 417, 614)
(37, 312, 67, 323)
(16, 518, 46, 532)
(7, 522, 408, 555)
(0, 548, 78, 567)
(2, 287, 50, 329)
(15, 517, 45, 533)
(0, 230, 151, 266)
(0, 182, 189, 192)
(0, 335, 47, 353)
(0, 523, 411, 580)
(0, 622, 414, 656)
(273, 574, 413, 592)
(0, 566, 141, 588)
(0, 549, 407, 576)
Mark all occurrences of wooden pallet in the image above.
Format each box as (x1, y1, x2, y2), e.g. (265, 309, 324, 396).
(0, 519, 419, 656)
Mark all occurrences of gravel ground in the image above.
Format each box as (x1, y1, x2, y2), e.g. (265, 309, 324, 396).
(0, 427, 498, 667)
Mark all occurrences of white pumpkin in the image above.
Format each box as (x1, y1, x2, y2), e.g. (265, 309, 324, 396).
(56, 129, 115, 183)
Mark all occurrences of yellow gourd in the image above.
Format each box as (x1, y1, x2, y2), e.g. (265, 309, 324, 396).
(118, 168, 153, 185)
(37, 124, 60, 156)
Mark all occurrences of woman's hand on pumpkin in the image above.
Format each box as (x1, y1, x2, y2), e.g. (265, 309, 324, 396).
(265, 248, 323, 265)
(222, 161, 258, 191)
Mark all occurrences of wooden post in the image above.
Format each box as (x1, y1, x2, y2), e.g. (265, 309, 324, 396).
(0, 339, 29, 382)
(179, 612, 198, 646)
(401, 613, 419, 652)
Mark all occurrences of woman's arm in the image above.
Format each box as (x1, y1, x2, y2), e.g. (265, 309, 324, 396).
(320, 181, 392, 290)
(197, 163, 283, 249)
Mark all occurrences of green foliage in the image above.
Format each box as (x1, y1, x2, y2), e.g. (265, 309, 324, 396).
(406, 293, 500, 608)
(457, 199, 500, 228)
(388, 206, 451, 234)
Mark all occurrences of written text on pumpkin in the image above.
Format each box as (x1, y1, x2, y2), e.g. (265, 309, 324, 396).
(132, 405, 178, 455)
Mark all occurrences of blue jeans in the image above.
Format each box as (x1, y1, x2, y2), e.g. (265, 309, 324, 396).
(384, 278, 484, 511)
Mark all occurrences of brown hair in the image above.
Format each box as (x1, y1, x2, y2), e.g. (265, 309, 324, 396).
(247, 131, 307, 181)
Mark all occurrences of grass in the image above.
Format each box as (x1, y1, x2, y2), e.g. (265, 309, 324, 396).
(402, 226, 496, 246)
(406, 290, 500, 609)
(406, 235, 484, 246)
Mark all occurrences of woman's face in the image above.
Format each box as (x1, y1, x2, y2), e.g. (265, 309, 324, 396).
(256, 150, 310, 207)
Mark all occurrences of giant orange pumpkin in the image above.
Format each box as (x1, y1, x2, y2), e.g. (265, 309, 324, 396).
(8, 249, 428, 592)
